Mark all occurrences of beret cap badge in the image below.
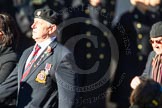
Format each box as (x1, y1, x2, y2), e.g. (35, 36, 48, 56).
(34, 8, 59, 24)
(36, 11, 41, 16)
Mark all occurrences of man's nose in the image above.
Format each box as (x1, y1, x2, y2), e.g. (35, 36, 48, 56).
(31, 23, 36, 28)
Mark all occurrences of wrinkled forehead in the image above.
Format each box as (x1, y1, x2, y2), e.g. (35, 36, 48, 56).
(33, 18, 52, 25)
(151, 36, 162, 40)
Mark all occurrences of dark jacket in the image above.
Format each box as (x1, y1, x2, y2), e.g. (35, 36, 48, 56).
(141, 51, 156, 78)
(119, 7, 162, 74)
(0, 40, 78, 108)
(110, 6, 162, 108)
(0, 46, 18, 83)
(0, 46, 18, 108)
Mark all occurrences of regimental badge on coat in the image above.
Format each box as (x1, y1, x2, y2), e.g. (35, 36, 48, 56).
(35, 70, 47, 84)
(35, 63, 52, 84)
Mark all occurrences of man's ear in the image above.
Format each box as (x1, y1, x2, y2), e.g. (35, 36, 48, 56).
(48, 24, 57, 34)
(0, 31, 3, 36)
(0, 31, 4, 42)
(0, 31, 3, 38)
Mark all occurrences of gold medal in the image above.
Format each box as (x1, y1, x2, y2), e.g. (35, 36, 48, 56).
(35, 70, 47, 84)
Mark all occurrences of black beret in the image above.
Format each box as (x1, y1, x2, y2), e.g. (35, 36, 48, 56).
(34, 8, 58, 24)
(150, 21, 162, 38)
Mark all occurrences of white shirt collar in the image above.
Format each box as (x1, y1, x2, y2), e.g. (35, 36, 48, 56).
(25, 36, 56, 67)
(36, 36, 56, 49)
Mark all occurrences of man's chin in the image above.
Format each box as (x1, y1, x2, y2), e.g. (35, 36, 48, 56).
(32, 35, 38, 40)
(32, 36, 38, 41)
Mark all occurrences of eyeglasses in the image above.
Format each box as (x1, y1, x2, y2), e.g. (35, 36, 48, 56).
(149, 39, 162, 44)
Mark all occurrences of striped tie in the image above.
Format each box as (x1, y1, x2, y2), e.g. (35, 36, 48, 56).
(21, 44, 41, 81)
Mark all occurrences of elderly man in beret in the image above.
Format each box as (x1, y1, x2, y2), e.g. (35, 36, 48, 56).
(131, 21, 162, 89)
(0, 8, 78, 108)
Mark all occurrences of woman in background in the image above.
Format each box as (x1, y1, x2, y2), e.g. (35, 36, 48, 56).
(0, 13, 19, 83)
(0, 13, 19, 108)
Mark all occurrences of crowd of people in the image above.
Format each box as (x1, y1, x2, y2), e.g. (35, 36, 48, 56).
(0, 0, 162, 108)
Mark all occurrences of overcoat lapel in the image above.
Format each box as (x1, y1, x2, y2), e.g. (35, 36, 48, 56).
(19, 47, 33, 81)
(22, 41, 58, 82)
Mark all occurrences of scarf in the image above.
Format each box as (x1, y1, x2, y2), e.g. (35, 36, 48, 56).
(152, 54, 162, 84)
